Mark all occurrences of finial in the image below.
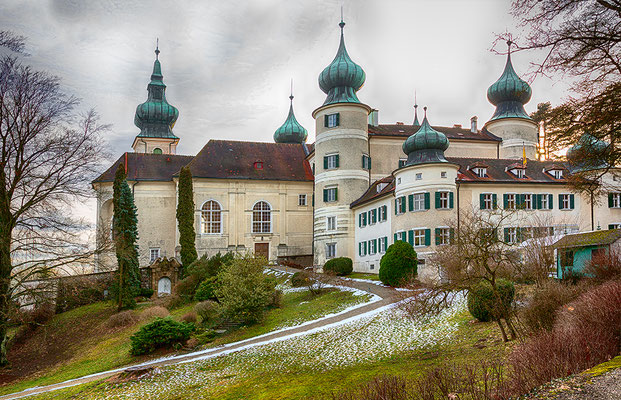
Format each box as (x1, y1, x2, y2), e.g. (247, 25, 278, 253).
(289, 79, 294, 101)
(155, 38, 160, 59)
(413, 90, 420, 125)
(339, 6, 345, 29)
(423, 106, 428, 117)
(506, 39, 513, 55)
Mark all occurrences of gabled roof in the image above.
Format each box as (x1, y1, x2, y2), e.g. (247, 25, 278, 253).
(369, 124, 501, 142)
(93, 153, 193, 183)
(350, 176, 395, 208)
(184, 140, 314, 182)
(451, 157, 570, 184)
(553, 229, 621, 249)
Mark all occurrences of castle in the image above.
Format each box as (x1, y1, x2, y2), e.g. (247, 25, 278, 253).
(93, 20, 621, 280)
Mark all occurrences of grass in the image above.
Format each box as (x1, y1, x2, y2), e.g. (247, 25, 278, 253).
(585, 355, 621, 377)
(347, 272, 381, 281)
(0, 287, 367, 397)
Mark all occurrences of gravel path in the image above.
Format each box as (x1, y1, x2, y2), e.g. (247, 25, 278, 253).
(0, 267, 400, 400)
(525, 367, 621, 400)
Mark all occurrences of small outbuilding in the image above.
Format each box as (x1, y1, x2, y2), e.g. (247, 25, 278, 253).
(553, 229, 621, 279)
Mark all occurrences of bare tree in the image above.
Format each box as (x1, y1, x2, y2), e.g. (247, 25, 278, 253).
(0, 34, 108, 365)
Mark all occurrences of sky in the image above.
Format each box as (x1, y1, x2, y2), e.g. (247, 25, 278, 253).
(0, 0, 571, 223)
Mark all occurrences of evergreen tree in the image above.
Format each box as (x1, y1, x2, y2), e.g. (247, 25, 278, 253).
(176, 166, 198, 269)
(113, 163, 141, 310)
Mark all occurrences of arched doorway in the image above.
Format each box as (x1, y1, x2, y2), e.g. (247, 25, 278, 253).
(157, 276, 172, 296)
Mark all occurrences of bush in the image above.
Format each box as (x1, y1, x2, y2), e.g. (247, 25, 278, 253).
(522, 281, 588, 332)
(194, 300, 220, 324)
(164, 295, 185, 310)
(140, 306, 170, 321)
(584, 250, 621, 282)
(269, 289, 283, 308)
(181, 311, 197, 324)
(324, 257, 353, 276)
(173, 275, 201, 303)
(194, 277, 218, 301)
(379, 241, 417, 287)
(467, 279, 515, 322)
(55, 274, 113, 313)
(138, 288, 154, 298)
(186, 252, 234, 282)
(129, 317, 195, 356)
(28, 303, 56, 326)
(291, 271, 312, 287)
(194, 329, 216, 345)
(107, 310, 139, 329)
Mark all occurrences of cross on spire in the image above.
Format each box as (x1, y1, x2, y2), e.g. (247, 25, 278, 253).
(155, 38, 160, 59)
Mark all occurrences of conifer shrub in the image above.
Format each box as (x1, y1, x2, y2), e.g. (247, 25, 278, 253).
(291, 271, 312, 287)
(129, 317, 195, 355)
(467, 279, 515, 322)
(194, 277, 218, 301)
(176, 167, 198, 269)
(323, 257, 353, 276)
(379, 241, 417, 286)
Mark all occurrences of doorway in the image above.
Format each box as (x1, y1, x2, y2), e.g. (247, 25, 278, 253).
(254, 243, 269, 260)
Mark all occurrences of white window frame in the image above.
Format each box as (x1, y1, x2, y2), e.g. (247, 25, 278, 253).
(437, 227, 450, 246)
(441, 171, 447, 178)
(413, 192, 425, 211)
(298, 194, 307, 206)
(483, 193, 494, 210)
(150, 248, 161, 263)
(326, 154, 338, 170)
(415, 173, 423, 180)
(524, 193, 534, 210)
(612, 193, 621, 208)
(327, 113, 339, 128)
(413, 229, 426, 247)
(201, 200, 222, 234)
(506, 193, 516, 209)
(325, 186, 337, 202)
(252, 200, 272, 233)
(396, 231, 407, 242)
(540, 193, 550, 210)
(326, 216, 337, 231)
(326, 242, 337, 259)
(379, 237, 387, 253)
(506, 227, 518, 244)
(513, 168, 525, 178)
(362, 154, 371, 170)
(396, 197, 405, 215)
(560, 194, 571, 210)
(439, 191, 450, 209)
(473, 167, 487, 178)
(369, 239, 377, 255)
(398, 158, 407, 168)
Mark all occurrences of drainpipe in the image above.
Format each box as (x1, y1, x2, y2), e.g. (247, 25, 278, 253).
(456, 181, 461, 241)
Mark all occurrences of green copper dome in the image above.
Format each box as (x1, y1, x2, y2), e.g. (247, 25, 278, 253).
(402, 108, 449, 166)
(274, 95, 308, 144)
(567, 133, 609, 172)
(487, 42, 532, 121)
(318, 20, 366, 106)
(134, 46, 179, 139)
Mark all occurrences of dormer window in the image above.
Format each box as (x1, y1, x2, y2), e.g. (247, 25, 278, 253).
(254, 161, 263, 170)
(546, 168, 564, 179)
(507, 164, 526, 178)
(472, 167, 487, 178)
(376, 182, 388, 193)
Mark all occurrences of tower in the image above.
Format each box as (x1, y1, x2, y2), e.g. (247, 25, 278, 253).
(312, 18, 371, 266)
(132, 43, 180, 154)
(485, 41, 537, 160)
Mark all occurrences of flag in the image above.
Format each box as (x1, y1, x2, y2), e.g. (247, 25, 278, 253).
(522, 143, 527, 167)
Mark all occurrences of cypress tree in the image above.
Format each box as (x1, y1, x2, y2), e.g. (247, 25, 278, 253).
(113, 163, 141, 310)
(176, 166, 198, 270)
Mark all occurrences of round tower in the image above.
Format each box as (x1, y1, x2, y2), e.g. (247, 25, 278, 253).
(313, 18, 371, 267)
(485, 41, 537, 160)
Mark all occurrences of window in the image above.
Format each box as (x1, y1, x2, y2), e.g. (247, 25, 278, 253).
(609, 223, 621, 230)
(362, 154, 371, 170)
(480, 193, 497, 210)
(441, 171, 447, 178)
(436, 191, 452, 209)
(369, 239, 377, 255)
(511, 168, 526, 178)
(395, 197, 406, 215)
(327, 216, 336, 231)
(298, 194, 307, 206)
(398, 159, 407, 168)
(324, 154, 339, 170)
(324, 187, 338, 202)
(358, 241, 367, 256)
(379, 237, 388, 253)
(254, 161, 263, 170)
(504, 227, 518, 244)
(415, 173, 423, 180)
(609, 193, 621, 208)
(325, 113, 340, 128)
(378, 205, 388, 222)
(540, 193, 551, 210)
(473, 167, 487, 178)
(359, 212, 367, 227)
(377, 183, 388, 193)
(252, 201, 271, 233)
(436, 227, 451, 245)
(201, 200, 222, 234)
(524, 194, 534, 210)
(395, 231, 407, 242)
(369, 209, 377, 224)
(413, 193, 425, 211)
(555, 224, 579, 235)
(152, 148, 163, 154)
(561, 249, 574, 267)
(559, 194, 575, 210)
(551, 169, 563, 179)
(326, 243, 336, 259)
(413, 229, 427, 247)
(150, 248, 160, 262)
(505, 193, 516, 209)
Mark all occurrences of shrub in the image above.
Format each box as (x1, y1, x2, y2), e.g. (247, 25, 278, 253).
(140, 306, 169, 321)
(324, 257, 353, 276)
(194, 277, 218, 301)
(522, 281, 588, 332)
(269, 289, 283, 308)
(173, 275, 201, 303)
(129, 317, 195, 356)
(164, 294, 185, 310)
(181, 311, 197, 324)
(107, 310, 139, 329)
(55, 274, 113, 313)
(467, 279, 515, 322)
(379, 241, 417, 287)
(138, 288, 154, 298)
(186, 252, 234, 282)
(194, 329, 216, 345)
(291, 271, 312, 287)
(28, 303, 55, 326)
(194, 300, 220, 324)
(584, 250, 621, 283)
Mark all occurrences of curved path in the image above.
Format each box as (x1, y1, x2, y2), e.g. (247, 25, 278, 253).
(1, 268, 401, 399)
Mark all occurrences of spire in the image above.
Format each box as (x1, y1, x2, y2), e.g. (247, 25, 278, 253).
(274, 82, 308, 144)
(402, 107, 449, 166)
(487, 40, 532, 121)
(318, 15, 366, 106)
(134, 43, 179, 139)
(413, 91, 420, 126)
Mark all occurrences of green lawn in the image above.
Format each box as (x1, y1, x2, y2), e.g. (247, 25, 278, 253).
(347, 272, 381, 281)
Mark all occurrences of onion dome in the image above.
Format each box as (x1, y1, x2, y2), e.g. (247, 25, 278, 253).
(567, 133, 609, 172)
(402, 107, 449, 166)
(274, 93, 308, 144)
(134, 44, 179, 139)
(318, 19, 366, 106)
(487, 41, 532, 121)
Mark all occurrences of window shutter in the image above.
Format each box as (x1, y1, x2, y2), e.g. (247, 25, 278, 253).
(382, 205, 387, 220)
(408, 194, 414, 211)
(558, 194, 563, 209)
(408, 230, 414, 246)
(336, 113, 340, 126)
(362, 155, 365, 169)
(312, 194, 314, 206)
(609, 224, 615, 230)
(368, 157, 371, 169)
(358, 242, 362, 256)
(394, 233, 398, 243)
(323, 156, 328, 170)
(518, 194, 525, 209)
(358, 214, 362, 227)
(504, 228, 509, 243)
(395, 199, 399, 215)
(435, 228, 441, 245)
(609, 193, 614, 208)
(503, 194, 508, 209)
(324, 115, 329, 127)
(424, 192, 430, 210)
(362, 212, 366, 226)
(335, 154, 340, 168)
(323, 189, 327, 202)
(363, 241, 367, 255)
(548, 194, 553, 209)
(449, 228, 455, 243)
(383, 237, 388, 249)
(492, 194, 498, 209)
(373, 239, 377, 252)
(535, 194, 541, 210)
(401, 197, 406, 213)
(449, 192, 454, 209)
(435, 192, 441, 209)
(480, 193, 485, 209)
(570, 194, 575, 209)
(334, 187, 338, 201)
(424, 229, 431, 246)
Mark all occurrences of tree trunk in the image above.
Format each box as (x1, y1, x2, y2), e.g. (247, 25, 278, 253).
(496, 319, 508, 342)
(0, 170, 13, 366)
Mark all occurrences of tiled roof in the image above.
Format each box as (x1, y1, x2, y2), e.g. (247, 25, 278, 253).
(553, 229, 621, 249)
(93, 153, 193, 183)
(350, 176, 395, 208)
(450, 157, 569, 184)
(369, 124, 501, 142)
(185, 140, 314, 182)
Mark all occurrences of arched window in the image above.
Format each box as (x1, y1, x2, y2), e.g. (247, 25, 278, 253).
(201, 200, 221, 234)
(252, 201, 271, 233)
(152, 148, 163, 154)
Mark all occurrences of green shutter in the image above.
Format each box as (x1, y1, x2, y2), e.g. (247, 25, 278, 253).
(312, 194, 314, 206)
(358, 214, 362, 227)
(395, 199, 398, 215)
(323, 156, 328, 169)
(449, 192, 454, 209)
(558, 194, 563, 209)
(373, 239, 377, 253)
(492, 194, 498, 209)
(336, 113, 340, 126)
(609, 224, 616, 230)
(518, 194, 525, 209)
(609, 193, 614, 208)
(480, 193, 485, 209)
(503, 194, 508, 209)
(324, 115, 329, 127)
(549, 194, 553, 209)
(408, 194, 414, 211)
(408, 230, 414, 246)
(334, 188, 338, 201)
(335, 154, 340, 168)
(323, 189, 327, 202)
(401, 197, 406, 213)
(424, 229, 431, 246)
(435, 192, 441, 209)
(363, 241, 367, 255)
(449, 228, 455, 243)
(424, 192, 430, 210)
(504, 228, 509, 243)
(394, 233, 398, 242)
(536, 194, 542, 209)
(358, 242, 362, 256)
(368, 157, 371, 169)
(382, 205, 387, 221)
(383, 237, 388, 249)
(435, 228, 441, 245)
(570, 194, 575, 209)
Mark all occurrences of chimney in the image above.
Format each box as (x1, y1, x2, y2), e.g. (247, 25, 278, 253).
(453, 124, 462, 128)
(368, 109, 379, 126)
(396, 122, 404, 125)
(471, 116, 478, 133)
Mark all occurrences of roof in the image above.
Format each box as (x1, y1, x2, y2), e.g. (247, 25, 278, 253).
(185, 140, 314, 182)
(369, 124, 501, 142)
(93, 153, 193, 183)
(450, 157, 569, 184)
(350, 176, 395, 208)
(553, 229, 621, 249)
